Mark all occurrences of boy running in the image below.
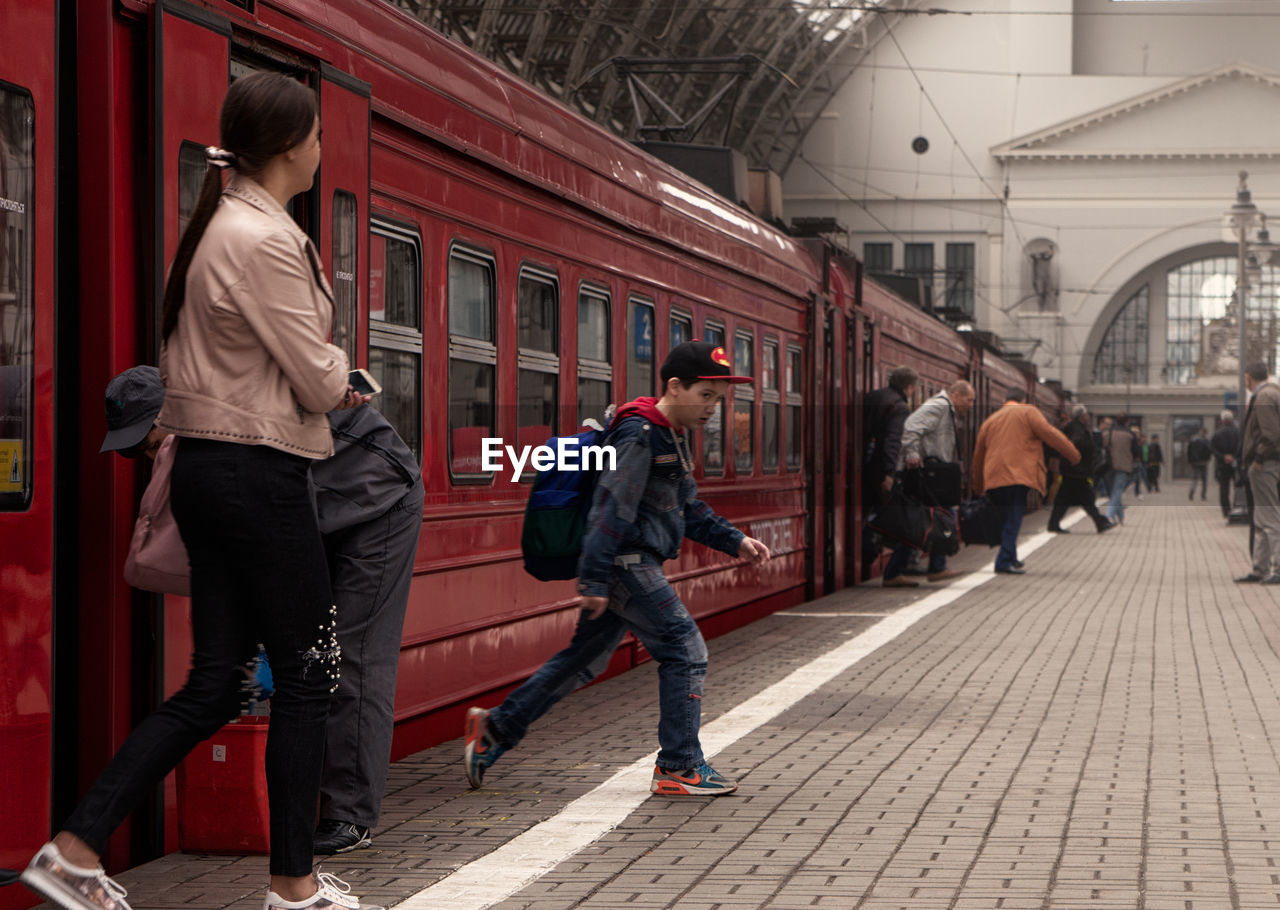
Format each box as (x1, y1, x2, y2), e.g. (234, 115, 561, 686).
(464, 341, 771, 796)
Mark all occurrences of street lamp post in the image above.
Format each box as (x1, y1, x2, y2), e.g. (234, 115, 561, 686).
(1226, 171, 1259, 415)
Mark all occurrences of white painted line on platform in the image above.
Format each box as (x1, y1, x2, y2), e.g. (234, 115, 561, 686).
(394, 510, 1085, 909)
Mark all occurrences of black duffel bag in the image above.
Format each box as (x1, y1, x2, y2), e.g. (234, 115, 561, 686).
(869, 486, 960, 556)
(958, 495, 1002, 547)
(902, 457, 963, 508)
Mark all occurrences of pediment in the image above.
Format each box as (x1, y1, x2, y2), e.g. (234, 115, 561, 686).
(992, 63, 1280, 161)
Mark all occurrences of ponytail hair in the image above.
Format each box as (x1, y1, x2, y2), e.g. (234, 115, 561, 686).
(161, 71, 318, 340)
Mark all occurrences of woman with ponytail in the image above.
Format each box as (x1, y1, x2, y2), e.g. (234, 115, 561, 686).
(21, 72, 380, 910)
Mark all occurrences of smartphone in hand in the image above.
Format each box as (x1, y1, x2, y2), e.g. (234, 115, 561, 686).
(348, 368, 382, 396)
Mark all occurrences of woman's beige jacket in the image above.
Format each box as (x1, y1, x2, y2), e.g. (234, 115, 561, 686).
(158, 174, 349, 459)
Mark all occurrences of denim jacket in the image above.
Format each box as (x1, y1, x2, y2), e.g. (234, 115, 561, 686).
(576, 408, 745, 598)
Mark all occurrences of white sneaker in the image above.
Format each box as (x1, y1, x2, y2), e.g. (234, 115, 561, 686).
(263, 872, 384, 910)
(20, 843, 132, 910)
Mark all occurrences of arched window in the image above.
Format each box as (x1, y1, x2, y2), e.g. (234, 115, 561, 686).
(1093, 286, 1148, 384)
(1166, 256, 1280, 383)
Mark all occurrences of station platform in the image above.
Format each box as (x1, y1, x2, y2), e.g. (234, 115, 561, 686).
(34, 481, 1279, 910)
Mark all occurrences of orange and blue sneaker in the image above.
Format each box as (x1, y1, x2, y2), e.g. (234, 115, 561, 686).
(650, 761, 738, 796)
(463, 707, 505, 789)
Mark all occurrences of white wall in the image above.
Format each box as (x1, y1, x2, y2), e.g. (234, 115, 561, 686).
(783, 0, 1280, 422)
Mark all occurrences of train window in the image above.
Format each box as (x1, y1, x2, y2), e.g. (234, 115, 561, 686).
(369, 221, 423, 461)
(761, 338, 779, 471)
(448, 246, 497, 480)
(331, 191, 357, 359)
(670, 308, 692, 350)
(0, 85, 33, 509)
(518, 267, 559, 457)
(733, 330, 754, 474)
(177, 141, 207, 238)
(577, 285, 611, 424)
(786, 346, 802, 470)
(702, 321, 726, 473)
(626, 297, 654, 400)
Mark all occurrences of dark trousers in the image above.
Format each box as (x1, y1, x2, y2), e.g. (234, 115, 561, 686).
(1147, 464, 1161, 491)
(1189, 463, 1209, 499)
(1047, 477, 1109, 531)
(989, 484, 1029, 571)
(1218, 467, 1235, 516)
(62, 440, 336, 877)
(319, 480, 424, 829)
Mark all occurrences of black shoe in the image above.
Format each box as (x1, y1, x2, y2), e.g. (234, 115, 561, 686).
(1097, 521, 1115, 534)
(1263, 575, 1280, 585)
(1048, 526, 1069, 534)
(995, 566, 1026, 575)
(314, 819, 372, 855)
(1236, 573, 1265, 584)
(1012, 559, 1025, 569)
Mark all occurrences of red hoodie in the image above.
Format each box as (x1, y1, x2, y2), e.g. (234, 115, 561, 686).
(612, 396, 678, 431)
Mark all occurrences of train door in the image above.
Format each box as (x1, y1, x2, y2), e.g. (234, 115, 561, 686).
(146, 0, 232, 858)
(821, 308, 836, 594)
(0, 1, 56, 901)
(846, 311, 870, 586)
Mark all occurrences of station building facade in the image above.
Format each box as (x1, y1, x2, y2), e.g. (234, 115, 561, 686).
(782, 0, 1280, 475)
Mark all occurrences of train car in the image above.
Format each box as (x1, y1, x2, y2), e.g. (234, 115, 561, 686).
(0, 4, 57, 904)
(0, 0, 1065, 894)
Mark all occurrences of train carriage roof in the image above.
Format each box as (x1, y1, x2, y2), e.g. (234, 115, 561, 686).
(260, 0, 823, 301)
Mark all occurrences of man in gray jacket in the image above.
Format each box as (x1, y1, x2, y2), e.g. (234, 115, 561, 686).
(882, 380, 975, 585)
(1237, 362, 1280, 584)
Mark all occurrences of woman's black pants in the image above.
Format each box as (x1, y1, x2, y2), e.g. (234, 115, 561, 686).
(63, 439, 335, 877)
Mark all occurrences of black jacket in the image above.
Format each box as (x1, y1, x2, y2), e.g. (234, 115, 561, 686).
(1148, 442, 1163, 465)
(1062, 419, 1094, 479)
(1211, 424, 1241, 466)
(863, 386, 909, 486)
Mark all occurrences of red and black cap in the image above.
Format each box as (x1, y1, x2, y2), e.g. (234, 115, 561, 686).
(661, 340, 752, 385)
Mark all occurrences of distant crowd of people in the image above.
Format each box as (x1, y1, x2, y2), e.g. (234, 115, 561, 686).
(860, 362, 1276, 583)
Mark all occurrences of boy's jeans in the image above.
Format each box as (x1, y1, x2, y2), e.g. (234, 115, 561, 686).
(490, 554, 709, 771)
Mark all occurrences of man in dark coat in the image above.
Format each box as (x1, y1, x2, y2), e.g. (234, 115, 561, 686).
(1187, 427, 1212, 500)
(1047, 405, 1113, 534)
(1147, 434, 1164, 492)
(1212, 410, 1242, 517)
(861, 365, 918, 583)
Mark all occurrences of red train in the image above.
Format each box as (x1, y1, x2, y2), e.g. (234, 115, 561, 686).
(0, 0, 1063, 900)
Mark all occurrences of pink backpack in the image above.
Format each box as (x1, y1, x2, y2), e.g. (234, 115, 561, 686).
(124, 435, 191, 596)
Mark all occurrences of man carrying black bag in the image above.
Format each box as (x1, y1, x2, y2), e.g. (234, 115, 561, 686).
(862, 366, 917, 584)
(1046, 404, 1113, 534)
(883, 379, 975, 585)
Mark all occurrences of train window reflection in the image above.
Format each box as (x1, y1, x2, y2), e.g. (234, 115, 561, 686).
(762, 338, 779, 471)
(627, 297, 654, 400)
(787, 346, 803, 470)
(331, 191, 357, 359)
(734, 330, 754, 474)
(670, 308, 692, 350)
(702, 321, 725, 474)
(518, 267, 559, 459)
(577, 285, 611, 425)
(449, 246, 497, 479)
(0, 86, 33, 509)
(369, 220, 422, 461)
(177, 141, 206, 238)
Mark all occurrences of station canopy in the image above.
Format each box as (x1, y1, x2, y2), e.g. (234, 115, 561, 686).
(386, 0, 913, 174)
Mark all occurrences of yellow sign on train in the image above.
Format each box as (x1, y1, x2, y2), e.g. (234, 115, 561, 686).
(0, 439, 23, 493)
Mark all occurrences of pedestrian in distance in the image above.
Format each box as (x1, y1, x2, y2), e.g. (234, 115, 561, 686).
(1147, 433, 1163, 493)
(860, 365, 918, 585)
(1212, 410, 1242, 518)
(1235, 362, 1280, 585)
(1046, 405, 1114, 535)
(1104, 419, 1137, 525)
(21, 73, 383, 910)
(1187, 426, 1212, 501)
(464, 341, 771, 797)
(1133, 432, 1148, 498)
(95, 366, 424, 859)
(1093, 416, 1113, 497)
(972, 389, 1080, 575)
(882, 379, 975, 585)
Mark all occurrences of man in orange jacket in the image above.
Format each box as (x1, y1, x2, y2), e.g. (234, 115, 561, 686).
(973, 389, 1081, 574)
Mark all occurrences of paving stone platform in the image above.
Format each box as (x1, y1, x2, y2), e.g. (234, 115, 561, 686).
(34, 481, 1280, 909)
